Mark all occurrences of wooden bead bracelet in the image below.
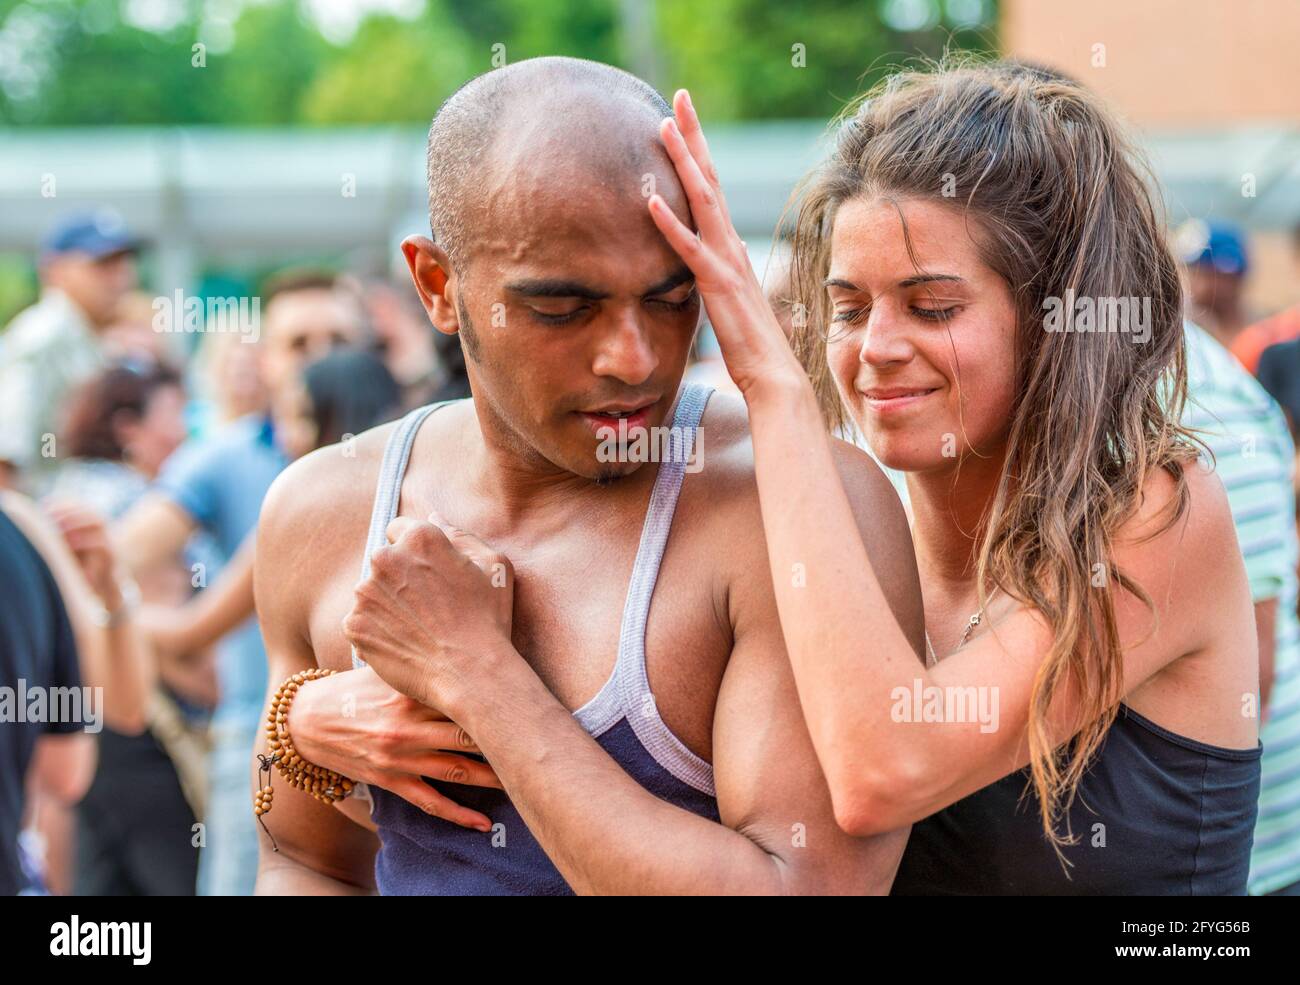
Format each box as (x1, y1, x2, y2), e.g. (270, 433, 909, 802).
(255, 668, 355, 850)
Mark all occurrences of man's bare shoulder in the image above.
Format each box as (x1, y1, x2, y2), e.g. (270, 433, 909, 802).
(689, 391, 753, 495)
(691, 391, 908, 525)
(690, 391, 924, 655)
(257, 420, 401, 579)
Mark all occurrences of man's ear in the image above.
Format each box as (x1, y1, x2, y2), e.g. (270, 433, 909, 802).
(401, 235, 459, 337)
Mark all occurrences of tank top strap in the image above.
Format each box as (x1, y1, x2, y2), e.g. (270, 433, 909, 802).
(351, 400, 456, 669)
(610, 382, 715, 794)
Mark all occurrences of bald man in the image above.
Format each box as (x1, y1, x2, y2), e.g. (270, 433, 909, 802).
(254, 57, 924, 895)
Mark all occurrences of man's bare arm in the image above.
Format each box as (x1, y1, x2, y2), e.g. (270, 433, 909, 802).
(448, 587, 913, 893)
(252, 464, 379, 895)
(28, 731, 97, 806)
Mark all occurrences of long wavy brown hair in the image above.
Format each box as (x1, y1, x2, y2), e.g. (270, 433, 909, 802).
(786, 58, 1198, 856)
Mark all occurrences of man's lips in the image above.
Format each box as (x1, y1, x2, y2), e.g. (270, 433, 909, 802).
(576, 399, 660, 436)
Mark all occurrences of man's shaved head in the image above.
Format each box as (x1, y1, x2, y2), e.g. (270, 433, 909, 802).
(426, 56, 673, 269)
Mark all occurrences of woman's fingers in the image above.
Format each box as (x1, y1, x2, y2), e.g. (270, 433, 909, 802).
(386, 774, 493, 831)
(48, 509, 105, 544)
(59, 528, 99, 553)
(659, 116, 732, 247)
(648, 193, 710, 274)
(652, 90, 803, 394)
(672, 89, 731, 225)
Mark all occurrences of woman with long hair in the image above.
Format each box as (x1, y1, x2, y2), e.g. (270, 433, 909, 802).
(646, 61, 1262, 893)
(273, 348, 404, 461)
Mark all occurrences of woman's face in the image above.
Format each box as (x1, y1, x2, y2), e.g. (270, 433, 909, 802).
(825, 196, 1019, 474)
(272, 380, 319, 461)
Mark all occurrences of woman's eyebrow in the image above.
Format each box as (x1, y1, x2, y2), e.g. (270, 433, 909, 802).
(898, 273, 963, 287)
(825, 274, 965, 291)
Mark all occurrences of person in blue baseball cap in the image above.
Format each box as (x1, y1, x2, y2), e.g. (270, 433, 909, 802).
(0, 210, 143, 492)
(1176, 217, 1255, 350)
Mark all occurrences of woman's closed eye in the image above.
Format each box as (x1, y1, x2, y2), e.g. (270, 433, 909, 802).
(833, 302, 962, 324)
(832, 304, 870, 324)
(911, 304, 962, 322)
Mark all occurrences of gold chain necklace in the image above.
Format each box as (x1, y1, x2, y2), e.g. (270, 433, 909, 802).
(924, 590, 998, 666)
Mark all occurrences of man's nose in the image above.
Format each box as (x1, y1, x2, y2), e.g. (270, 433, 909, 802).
(592, 309, 658, 386)
(858, 302, 915, 368)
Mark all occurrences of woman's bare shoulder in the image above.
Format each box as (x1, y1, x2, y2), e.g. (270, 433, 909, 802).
(1113, 457, 1251, 666)
(1118, 457, 1235, 557)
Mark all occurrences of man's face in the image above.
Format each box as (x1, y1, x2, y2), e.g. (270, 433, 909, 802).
(46, 250, 138, 327)
(432, 156, 700, 482)
(260, 289, 365, 394)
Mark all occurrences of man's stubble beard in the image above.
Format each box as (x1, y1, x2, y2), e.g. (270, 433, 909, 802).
(593, 466, 631, 487)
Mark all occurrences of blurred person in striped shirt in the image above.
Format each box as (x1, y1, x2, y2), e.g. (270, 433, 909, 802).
(1184, 320, 1300, 895)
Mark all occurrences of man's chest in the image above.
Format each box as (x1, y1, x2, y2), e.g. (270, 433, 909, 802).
(306, 520, 731, 761)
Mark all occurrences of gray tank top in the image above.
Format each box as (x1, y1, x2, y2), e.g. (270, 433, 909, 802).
(352, 383, 719, 894)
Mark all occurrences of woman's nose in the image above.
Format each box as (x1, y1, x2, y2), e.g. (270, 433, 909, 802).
(858, 304, 913, 368)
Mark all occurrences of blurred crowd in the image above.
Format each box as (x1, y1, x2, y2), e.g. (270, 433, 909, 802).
(0, 210, 470, 896)
(1, 204, 1299, 895)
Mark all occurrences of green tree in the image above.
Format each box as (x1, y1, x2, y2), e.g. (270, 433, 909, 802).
(658, 0, 993, 121)
(300, 9, 472, 124)
(199, 0, 328, 125)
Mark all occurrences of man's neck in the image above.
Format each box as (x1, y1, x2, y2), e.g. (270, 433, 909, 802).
(454, 398, 656, 537)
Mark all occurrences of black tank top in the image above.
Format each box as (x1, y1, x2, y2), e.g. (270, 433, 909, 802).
(891, 704, 1262, 895)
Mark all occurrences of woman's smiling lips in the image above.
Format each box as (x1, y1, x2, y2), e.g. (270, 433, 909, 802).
(858, 385, 940, 415)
